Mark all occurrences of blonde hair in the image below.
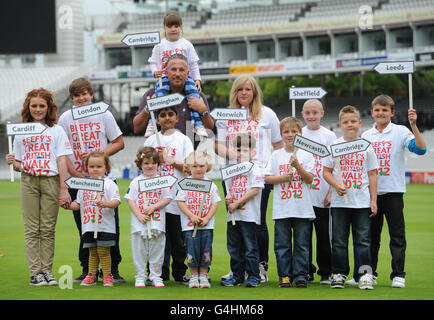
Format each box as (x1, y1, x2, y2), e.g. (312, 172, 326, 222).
(229, 75, 263, 120)
(338, 105, 361, 121)
(183, 151, 213, 177)
(302, 99, 324, 111)
(280, 116, 303, 133)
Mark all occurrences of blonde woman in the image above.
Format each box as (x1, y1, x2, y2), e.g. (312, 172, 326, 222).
(215, 75, 283, 282)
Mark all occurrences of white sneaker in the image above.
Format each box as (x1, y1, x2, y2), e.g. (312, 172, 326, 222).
(152, 278, 165, 288)
(346, 278, 358, 286)
(189, 274, 199, 288)
(221, 270, 248, 281)
(259, 263, 268, 282)
(359, 273, 376, 290)
(199, 274, 211, 288)
(194, 125, 208, 138)
(135, 278, 146, 288)
(330, 273, 347, 289)
(392, 276, 405, 288)
(145, 121, 155, 138)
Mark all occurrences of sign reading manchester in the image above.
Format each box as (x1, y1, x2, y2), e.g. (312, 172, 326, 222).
(6, 122, 47, 136)
(138, 175, 177, 193)
(121, 32, 160, 47)
(210, 108, 248, 121)
(373, 61, 414, 74)
(221, 161, 254, 181)
(65, 177, 104, 192)
(289, 87, 327, 100)
(178, 178, 212, 193)
(330, 138, 371, 158)
(147, 93, 185, 112)
(293, 134, 331, 158)
(71, 102, 110, 120)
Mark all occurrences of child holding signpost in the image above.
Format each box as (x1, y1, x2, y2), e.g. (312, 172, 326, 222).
(176, 151, 221, 288)
(146, 12, 207, 138)
(323, 106, 378, 290)
(66, 151, 121, 287)
(360, 94, 426, 288)
(221, 133, 264, 288)
(264, 117, 316, 288)
(125, 147, 173, 288)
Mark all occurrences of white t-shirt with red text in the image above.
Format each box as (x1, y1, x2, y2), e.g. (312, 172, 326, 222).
(124, 174, 173, 234)
(362, 122, 414, 194)
(144, 130, 194, 215)
(58, 109, 122, 180)
(302, 126, 337, 208)
(175, 177, 221, 232)
(216, 106, 282, 168)
(265, 148, 316, 220)
(75, 178, 121, 235)
(323, 137, 378, 208)
(13, 124, 72, 177)
(226, 163, 264, 224)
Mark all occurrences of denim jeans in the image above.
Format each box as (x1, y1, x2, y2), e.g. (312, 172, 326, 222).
(331, 207, 372, 282)
(184, 229, 213, 269)
(227, 221, 260, 282)
(274, 218, 311, 282)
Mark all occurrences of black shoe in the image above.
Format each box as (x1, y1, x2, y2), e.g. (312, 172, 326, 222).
(30, 273, 48, 286)
(73, 271, 88, 283)
(295, 280, 307, 288)
(174, 275, 190, 285)
(112, 272, 126, 283)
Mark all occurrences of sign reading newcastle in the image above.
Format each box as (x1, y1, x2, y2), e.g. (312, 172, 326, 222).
(210, 108, 248, 121)
(289, 87, 327, 100)
(293, 135, 330, 158)
(121, 31, 160, 47)
(65, 177, 104, 192)
(6, 122, 47, 136)
(147, 93, 185, 112)
(138, 175, 178, 193)
(71, 102, 110, 120)
(330, 138, 371, 158)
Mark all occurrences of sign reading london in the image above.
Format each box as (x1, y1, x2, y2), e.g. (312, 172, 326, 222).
(330, 139, 371, 158)
(373, 61, 414, 74)
(138, 175, 178, 193)
(210, 108, 248, 121)
(65, 177, 104, 192)
(221, 161, 254, 181)
(293, 135, 331, 158)
(178, 178, 212, 193)
(6, 122, 47, 136)
(121, 31, 160, 47)
(289, 87, 327, 100)
(147, 93, 185, 112)
(71, 102, 110, 120)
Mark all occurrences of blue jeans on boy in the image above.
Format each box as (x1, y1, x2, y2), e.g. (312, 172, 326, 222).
(227, 221, 260, 282)
(274, 218, 310, 283)
(149, 75, 203, 128)
(184, 229, 213, 269)
(331, 207, 372, 282)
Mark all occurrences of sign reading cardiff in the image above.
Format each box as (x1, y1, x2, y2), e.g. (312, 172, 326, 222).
(221, 161, 254, 181)
(330, 138, 371, 158)
(147, 93, 185, 112)
(210, 108, 248, 121)
(289, 87, 327, 100)
(138, 175, 177, 193)
(6, 122, 46, 136)
(71, 102, 110, 120)
(178, 178, 212, 193)
(121, 32, 160, 47)
(373, 61, 414, 74)
(293, 135, 331, 158)
(65, 177, 104, 192)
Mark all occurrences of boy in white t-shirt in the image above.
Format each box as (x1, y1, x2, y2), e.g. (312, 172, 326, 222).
(125, 147, 172, 288)
(221, 133, 264, 288)
(301, 99, 336, 284)
(265, 117, 316, 288)
(144, 106, 194, 284)
(360, 95, 426, 288)
(323, 106, 378, 290)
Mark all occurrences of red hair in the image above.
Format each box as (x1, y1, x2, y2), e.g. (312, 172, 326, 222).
(22, 88, 58, 127)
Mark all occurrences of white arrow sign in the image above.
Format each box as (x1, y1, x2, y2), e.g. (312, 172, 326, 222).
(289, 87, 327, 100)
(147, 93, 185, 112)
(373, 61, 414, 74)
(221, 161, 254, 181)
(330, 138, 371, 158)
(178, 178, 212, 193)
(210, 108, 248, 121)
(121, 31, 160, 47)
(65, 177, 104, 192)
(71, 102, 110, 120)
(6, 122, 47, 136)
(138, 175, 178, 193)
(293, 135, 331, 158)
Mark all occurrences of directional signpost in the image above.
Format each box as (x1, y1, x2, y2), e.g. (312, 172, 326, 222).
(121, 32, 160, 47)
(138, 175, 178, 239)
(178, 178, 212, 237)
(289, 86, 327, 117)
(330, 138, 371, 204)
(210, 108, 248, 121)
(221, 161, 254, 226)
(6, 122, 47, 182)
(373, 61, 415, 109)
(293, 134, 331, 158)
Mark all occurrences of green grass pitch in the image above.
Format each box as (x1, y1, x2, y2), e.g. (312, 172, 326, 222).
(0, 179, 433, 300)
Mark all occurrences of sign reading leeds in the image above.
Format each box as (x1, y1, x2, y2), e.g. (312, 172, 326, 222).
(289, 87, 327, 100)
(330, 138, 371, 158)
(6, 122, 46, 136)
(138, 175, 177, 193)
(65, 177, 104, 192)
(121, 32, 160, 47)
(293, 135, 331, 158)
(72, 102, 110, 120)
(147, 93, 185, 112)
(221, 161, 254, 181)
(210, 108, 248, 121)
(178, 178, 212, 193)
(373, 61, 414, 74)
